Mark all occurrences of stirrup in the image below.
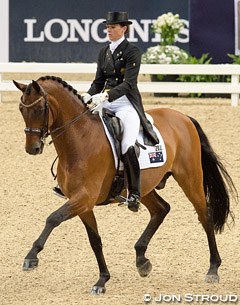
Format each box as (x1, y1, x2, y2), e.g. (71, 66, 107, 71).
(52, 187, 67, 199)
(118, 194, 140, 212)
(127, 194, 140, 212)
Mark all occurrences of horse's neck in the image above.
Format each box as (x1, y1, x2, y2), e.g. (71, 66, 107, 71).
(47, 91, 82, 146)
(52, 109, 104, 163)
(53, 94, 84, 123)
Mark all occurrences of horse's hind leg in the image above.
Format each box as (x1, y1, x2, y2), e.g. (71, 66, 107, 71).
(135, 190, 170, 277)
(176, 175, 221, 283)
(204, 217, 222, 283)
(79, 211, 110, 295)
(23, 201, 75, 270)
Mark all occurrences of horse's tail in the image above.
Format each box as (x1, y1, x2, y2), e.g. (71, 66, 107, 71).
(188, 116, 237, 233)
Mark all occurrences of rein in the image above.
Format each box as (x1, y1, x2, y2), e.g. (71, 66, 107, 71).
(20, 94, 94, 145)
(48, 107, 91, 145)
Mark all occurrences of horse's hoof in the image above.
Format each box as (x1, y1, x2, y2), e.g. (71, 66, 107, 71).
(90, 286, 106, 295)
(137, 259, 152, 277)
(205, 274, 219, 283)
(23, 258, 39, 271)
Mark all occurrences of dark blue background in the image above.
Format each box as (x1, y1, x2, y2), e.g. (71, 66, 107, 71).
(189, 0, 235, 63)
(9, 0, 235, 63)
(9, 0, 189, 62)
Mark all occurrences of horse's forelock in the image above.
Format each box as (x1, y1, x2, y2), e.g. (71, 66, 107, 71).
(25, 83, 33, 95)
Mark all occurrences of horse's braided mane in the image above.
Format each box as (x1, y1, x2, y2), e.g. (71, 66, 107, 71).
(37, 75, 83, 102)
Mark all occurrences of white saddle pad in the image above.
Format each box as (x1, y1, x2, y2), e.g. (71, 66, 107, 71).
(101, 113, 167, 170)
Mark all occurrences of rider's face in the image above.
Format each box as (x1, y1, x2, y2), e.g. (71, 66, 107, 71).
(106, 24, 127, 42)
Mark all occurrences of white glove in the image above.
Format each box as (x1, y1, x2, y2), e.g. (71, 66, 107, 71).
(90, 92, 108, 115)
(81, 93, 92, 104)
(91, 92, 109, 106)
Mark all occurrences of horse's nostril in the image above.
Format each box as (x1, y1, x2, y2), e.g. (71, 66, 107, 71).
(35, 147, 40, 154)
(26, 142, 43, 155)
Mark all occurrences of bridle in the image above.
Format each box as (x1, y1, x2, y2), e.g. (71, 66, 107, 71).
(20, 95, 49, 144)
(20, 93, 92, 145)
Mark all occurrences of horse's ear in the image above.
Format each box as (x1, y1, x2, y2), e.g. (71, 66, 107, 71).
(31, 80, 46, 96)
(12, 80, 27, 92)
(31, 80, 41, 92)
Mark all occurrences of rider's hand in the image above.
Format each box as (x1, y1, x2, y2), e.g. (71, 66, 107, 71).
(81, 93, 92, 104)
(91, 92, 109, 106)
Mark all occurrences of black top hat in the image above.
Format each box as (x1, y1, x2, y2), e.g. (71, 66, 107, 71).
(103, 12, 132, 25)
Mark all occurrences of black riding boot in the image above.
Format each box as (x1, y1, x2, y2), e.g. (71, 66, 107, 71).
(122, 146, 141, 212)
(53, 186, 66, 199)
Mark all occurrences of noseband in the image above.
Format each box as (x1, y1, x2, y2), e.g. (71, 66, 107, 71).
(20, 95, 49, 143)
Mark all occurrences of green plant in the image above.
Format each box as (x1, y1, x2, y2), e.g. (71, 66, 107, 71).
(228, 53, 240, 64)
(227, 53, 240, 82)
(177, 53, 219, 83)
(177, 53, 226, 97)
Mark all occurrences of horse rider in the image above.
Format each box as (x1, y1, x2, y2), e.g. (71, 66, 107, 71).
(81, 12, 159, 212)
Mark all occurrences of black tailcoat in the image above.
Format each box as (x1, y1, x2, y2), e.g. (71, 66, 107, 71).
(87, 39, 159, 145)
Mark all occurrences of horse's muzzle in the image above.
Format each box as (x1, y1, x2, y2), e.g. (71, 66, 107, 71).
(25, 141, 44, 155)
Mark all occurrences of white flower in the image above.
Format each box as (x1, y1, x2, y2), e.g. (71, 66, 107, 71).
(142, 12, 187, 65)
(142, 45, 188, 64)
(152, 12, 184, 46)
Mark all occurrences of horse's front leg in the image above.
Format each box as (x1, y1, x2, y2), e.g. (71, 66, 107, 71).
(79, 211, 110, 295)
(23, 201, 74, 270)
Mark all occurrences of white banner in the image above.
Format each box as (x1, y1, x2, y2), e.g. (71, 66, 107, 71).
(235, 0, 240, 54)
(0, 0, 9, 62)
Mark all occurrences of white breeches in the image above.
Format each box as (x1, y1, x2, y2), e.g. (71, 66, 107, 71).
(102, 95, 140, 154)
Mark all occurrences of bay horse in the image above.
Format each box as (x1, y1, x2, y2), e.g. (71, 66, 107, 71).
(13, 76, 237, 295)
